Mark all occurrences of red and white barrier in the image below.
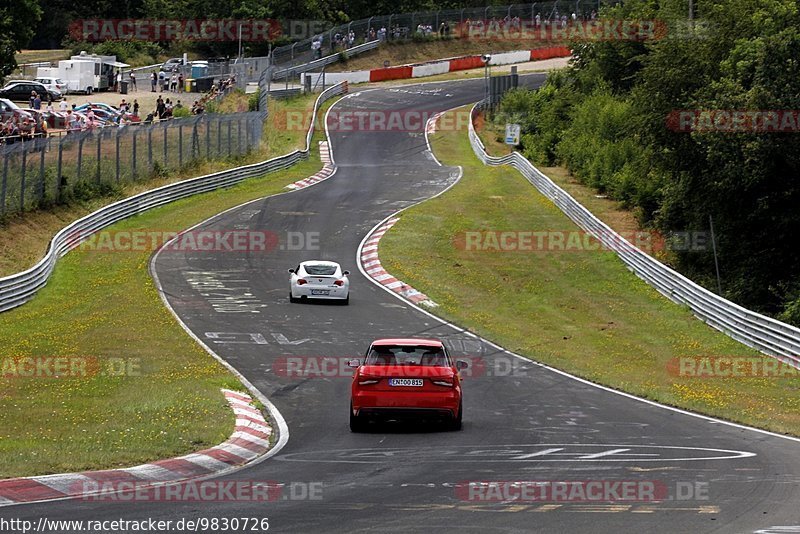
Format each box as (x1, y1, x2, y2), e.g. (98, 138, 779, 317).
(302, 46, 571, 87)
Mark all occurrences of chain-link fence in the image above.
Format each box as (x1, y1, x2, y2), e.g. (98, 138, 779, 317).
(0, 112, 264, 218)
(269, 1, 605, 70)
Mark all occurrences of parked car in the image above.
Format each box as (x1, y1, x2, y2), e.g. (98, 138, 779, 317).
(160, 58, 184, 72)
(34, 77, 68, 94)
(75, 102, 120, 115)
(0, 81, 62, 102)
(0, 98, 34, 122)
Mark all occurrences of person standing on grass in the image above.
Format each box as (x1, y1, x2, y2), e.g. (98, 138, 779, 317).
(151, 72, 157, 92)
(133, 99, 139, 117)
(178, 72, 184, 92)
(59, 97, 68, 112)
(130, 71, 137, 91)
(116, 70, 122, 93)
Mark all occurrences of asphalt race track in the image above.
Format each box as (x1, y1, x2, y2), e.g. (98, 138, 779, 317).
(5, 76, 800, 533)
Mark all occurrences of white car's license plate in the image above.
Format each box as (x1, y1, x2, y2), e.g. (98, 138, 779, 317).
(311, 289, 330, 295)
(389, 378, 423, 387)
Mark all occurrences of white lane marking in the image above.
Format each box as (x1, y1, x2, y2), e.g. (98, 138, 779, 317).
(205, 332, 269, 344)
(271, 333, 310, 345)
(512, 448, 564, 460)
(578, 449, 631, 460)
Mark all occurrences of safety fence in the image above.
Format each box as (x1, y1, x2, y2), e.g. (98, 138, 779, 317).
(269, 1, 601, 70)
(467, 101, 800, 367)
(0, 112, 264, 218)
(0, 81, 347, 313)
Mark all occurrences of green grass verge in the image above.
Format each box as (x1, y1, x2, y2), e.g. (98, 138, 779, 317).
(0, 99, 336, 478)
(379, 106, 800, 436)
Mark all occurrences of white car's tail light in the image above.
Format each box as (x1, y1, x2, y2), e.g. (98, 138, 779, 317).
(432, 379, 454, 387)
(297, 279, 307, 285)
(333, 279, 344, 286)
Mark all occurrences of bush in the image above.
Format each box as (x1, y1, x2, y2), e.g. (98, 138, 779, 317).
(172, 106, 191, 118)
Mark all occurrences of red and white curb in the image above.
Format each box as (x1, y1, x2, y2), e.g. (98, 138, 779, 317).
(426, 112, 444, 136)
(285, 141, 334, 190)
(360, 218, 438, 308)
(0, 389, 271, 506)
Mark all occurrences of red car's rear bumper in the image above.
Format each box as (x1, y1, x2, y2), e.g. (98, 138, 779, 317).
(352, 389, 461, 418)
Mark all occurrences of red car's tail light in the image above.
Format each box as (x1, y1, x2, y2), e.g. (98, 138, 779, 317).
(432, 379, 454, 387)
(358, 379, 379, 385)
(297, 279, 307, 285)
(333, 280, 344, 286)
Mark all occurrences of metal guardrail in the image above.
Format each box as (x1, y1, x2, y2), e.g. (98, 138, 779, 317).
(0, 81, 347, 314)
(271, 40, 381, 81)
(467, 101, 800, 367)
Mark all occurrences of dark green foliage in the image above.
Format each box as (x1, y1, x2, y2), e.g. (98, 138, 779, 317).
(497, 0, 800, 323)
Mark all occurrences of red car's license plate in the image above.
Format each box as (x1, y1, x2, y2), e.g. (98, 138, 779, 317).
(389, 378, 423, 387)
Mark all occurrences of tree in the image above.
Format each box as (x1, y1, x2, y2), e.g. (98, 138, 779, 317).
(0, 0, 42, 80)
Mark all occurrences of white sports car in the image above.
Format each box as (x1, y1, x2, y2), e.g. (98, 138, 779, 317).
(289, 261, 350, 304)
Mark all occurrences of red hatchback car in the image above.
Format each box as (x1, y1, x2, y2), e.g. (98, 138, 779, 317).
(349, 338, 467, 432)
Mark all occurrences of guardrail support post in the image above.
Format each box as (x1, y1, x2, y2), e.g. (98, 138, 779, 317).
(179, 125, 183, 167)
(227, 120, 232, 157)
(163, 125, 168, 167)
(147, 129, 153, 170)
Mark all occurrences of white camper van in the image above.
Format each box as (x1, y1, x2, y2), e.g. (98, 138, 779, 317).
(39, 52, 129, 94)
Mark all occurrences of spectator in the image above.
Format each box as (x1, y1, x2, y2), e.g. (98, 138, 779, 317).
(59, 97, 68, 112)
(311, 38, 321, 59)
(116, 70, 123, 93)
(129, 70, 137, 91)
(158, 70, 166, 92)
(45, 101, 54, 113)
(156, 97, 166, 120)
(119, 99, 128, 112)
(34, 115, 47, 137)
(150, 72, 157, 92)
(178, 72, 184, 92)
(170, 73, 178, 92)
(133, 99, 139, 117)
(175, 100, 183, 109)
(33, 92, 42, 110)
(29, 91, 37, 109)
(66, 110, 79, 132)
